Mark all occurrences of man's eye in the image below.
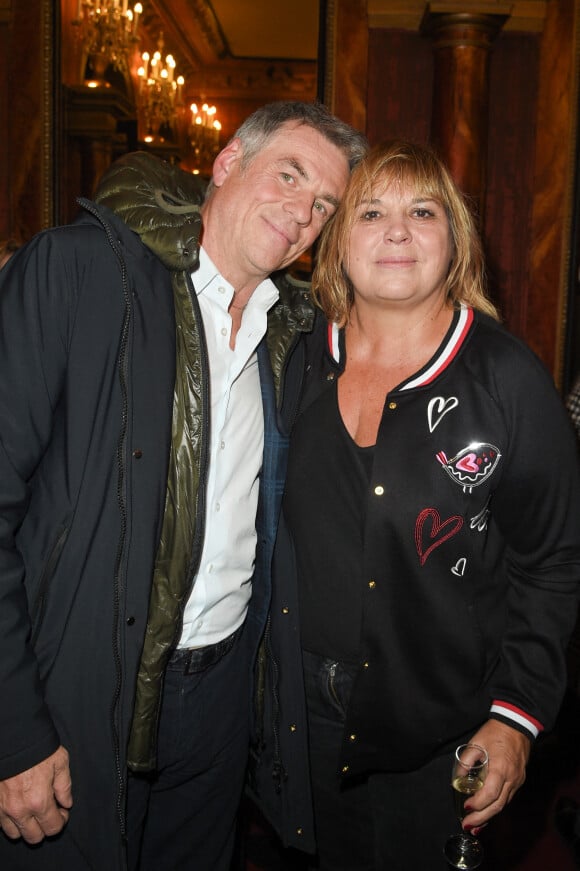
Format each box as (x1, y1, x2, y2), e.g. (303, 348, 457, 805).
(281, 172, 294, 183)
(313, 201, 328, 217)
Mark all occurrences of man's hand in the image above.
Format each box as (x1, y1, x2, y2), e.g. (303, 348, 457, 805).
(0, 746, 72, 844)
(461, 719, 531, 832)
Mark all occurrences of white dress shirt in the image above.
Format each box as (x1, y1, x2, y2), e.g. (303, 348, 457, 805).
(178, 247, 279, 649)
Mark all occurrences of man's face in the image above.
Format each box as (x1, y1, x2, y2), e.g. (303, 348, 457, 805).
(202, 121, 350, 284)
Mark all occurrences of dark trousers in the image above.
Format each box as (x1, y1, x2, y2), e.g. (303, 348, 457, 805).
(302, 649, 465, 871)
(126, 625, 250, 871)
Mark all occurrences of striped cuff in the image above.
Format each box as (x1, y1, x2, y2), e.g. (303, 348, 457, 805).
(489, 701, 543, 740)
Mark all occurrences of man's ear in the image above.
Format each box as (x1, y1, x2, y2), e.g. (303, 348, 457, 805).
(212, 137, 243, 187)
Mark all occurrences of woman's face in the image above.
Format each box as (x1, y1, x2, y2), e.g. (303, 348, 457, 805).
(346, 179, 454, 311)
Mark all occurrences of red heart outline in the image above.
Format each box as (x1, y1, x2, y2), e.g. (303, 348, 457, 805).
(415, 508, 464, 566)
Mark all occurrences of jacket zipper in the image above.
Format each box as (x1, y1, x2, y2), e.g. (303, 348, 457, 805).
(170, 270, 211, 648)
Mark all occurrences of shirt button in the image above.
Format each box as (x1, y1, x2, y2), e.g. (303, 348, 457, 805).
(221, 327, 227, 336)
(289, 724, 297, 732)
(368, 580, 376, 589)
(218, 285, 226, 294)
(388, 401, 397, 410)
(215, 502, 221, 512)
(341, 764, 350, 774)
(349, 733, 357, 742)
(132, 449, 143, 459)
(207, 564, 213, 574)
(282, 606, 289, 614)
(220, 440, 225, 450)
(326, 372, 335, 381)
(363, 661, 369, 668)
(296, 827, 303, 836)
(374, 485, 384, 496)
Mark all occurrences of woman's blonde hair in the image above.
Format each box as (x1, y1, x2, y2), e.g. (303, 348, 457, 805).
(312, 140, 500, 325)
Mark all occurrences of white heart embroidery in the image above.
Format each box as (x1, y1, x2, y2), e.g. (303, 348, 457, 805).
(428, 396, 459, 433)
(451, 558, 466, 577)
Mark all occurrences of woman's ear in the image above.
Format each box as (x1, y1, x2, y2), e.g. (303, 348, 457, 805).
(211, 137, 243, 187)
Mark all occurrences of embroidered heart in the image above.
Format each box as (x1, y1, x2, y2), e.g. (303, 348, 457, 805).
(451, 558, 467, 577)
(415, 508, 464, 566)
(455, 453, 479, 473)
(427, 396, 459, 433)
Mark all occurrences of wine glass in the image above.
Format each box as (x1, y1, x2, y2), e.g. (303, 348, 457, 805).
(443, 743, 489, 869)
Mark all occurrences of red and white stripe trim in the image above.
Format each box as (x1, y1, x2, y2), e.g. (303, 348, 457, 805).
(401, 304, 474, 390)
(327, 305, 474, 380)
(328, 321, 341, 363)
(490, 701, 544, 739)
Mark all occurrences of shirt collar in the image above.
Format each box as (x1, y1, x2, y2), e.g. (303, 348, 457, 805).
(194, 246, 279, 312)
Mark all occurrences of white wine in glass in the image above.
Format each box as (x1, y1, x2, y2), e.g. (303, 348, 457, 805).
(444, 743, 489, 870)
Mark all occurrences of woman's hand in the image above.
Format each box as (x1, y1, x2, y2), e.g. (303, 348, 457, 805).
(461, 719, 531, 832)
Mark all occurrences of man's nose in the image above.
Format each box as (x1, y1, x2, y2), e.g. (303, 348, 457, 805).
(284, 193, 312, 226)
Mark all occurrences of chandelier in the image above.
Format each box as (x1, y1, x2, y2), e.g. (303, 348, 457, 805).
(188, 103, 222, 173)
(73, 0, 143, 83)
(136, 37, 186, 142)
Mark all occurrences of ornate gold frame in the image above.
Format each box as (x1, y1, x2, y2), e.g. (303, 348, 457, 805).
(41, 0, 56, 228)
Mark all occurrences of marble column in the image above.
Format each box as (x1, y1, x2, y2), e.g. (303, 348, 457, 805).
(421, 7, 510, 221)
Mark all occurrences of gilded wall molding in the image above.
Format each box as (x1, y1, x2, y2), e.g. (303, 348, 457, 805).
(368, 0, 547, 32)
(184, 0, 228, 58)
(555, 1, 580, 386)
(323, 0, 337, 109)
(41, 0, 55, 228)
(195, 59, 316, 100)
(144, 0, 229, 80)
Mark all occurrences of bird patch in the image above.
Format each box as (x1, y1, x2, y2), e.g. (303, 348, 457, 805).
(436, 443, 501, 493)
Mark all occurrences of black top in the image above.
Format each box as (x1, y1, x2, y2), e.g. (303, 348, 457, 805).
(284, 380, 374, 662)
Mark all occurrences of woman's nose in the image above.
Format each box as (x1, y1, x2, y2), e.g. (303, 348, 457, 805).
(385, 221, 410, 243)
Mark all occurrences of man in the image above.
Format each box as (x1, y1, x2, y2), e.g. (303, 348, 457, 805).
(0, 101, 367, 870)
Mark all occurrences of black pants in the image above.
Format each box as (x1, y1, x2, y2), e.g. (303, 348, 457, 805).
(302, 649, 469, 871)
(126, 625, 250, 871)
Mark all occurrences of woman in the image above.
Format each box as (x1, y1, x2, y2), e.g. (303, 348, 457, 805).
(280, 142, 580, 869)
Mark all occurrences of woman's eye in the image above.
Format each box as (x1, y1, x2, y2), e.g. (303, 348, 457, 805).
(362, 210, 381, 221)
(413, 207, 435, 218)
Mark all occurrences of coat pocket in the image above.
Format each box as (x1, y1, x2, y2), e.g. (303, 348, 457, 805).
(30, 520, 71, 646)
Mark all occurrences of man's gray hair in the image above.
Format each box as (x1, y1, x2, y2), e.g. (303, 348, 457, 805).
(234, 100, 368, 171)
(205, 101, 368, 197)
